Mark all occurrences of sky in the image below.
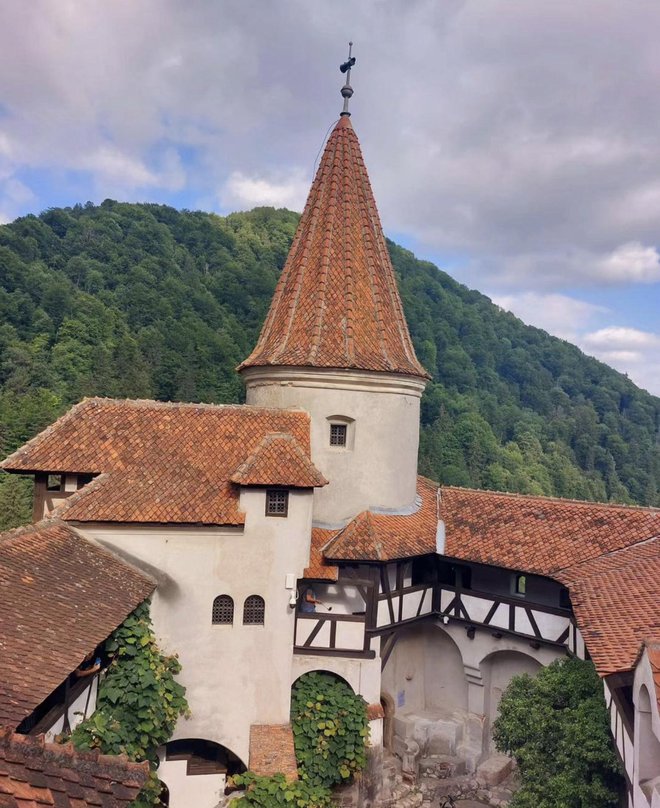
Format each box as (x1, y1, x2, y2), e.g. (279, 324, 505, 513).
(1, 1, 659, 396)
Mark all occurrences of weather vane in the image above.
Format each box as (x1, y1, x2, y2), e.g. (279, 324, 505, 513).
(339, 42, 356, 116)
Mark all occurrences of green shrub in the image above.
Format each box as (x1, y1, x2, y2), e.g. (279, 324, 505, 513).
(232, 772, 332, 808)
(493, 656, 624, 808)
(291, 671, 369, 788)
(68, 600, 189, 807)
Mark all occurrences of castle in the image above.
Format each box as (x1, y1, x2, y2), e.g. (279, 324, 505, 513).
(0, 62, 659, 808)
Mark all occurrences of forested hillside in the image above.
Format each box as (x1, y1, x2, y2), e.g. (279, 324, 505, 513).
(0, 201, 658, 529)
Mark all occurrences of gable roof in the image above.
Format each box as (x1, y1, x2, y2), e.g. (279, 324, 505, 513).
(230, 433, 328, 488)
(557, 537, 660, 676)
(239, 116, 428, 380)
(324, 476, 439, 562)
(0, 521, 154, 729)
(0, 728, 148, 807)
(1, 398, 320, 525)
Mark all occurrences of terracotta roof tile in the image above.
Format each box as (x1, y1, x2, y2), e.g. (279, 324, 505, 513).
(1, 399, 316, 525)
(439, 486, 660, 576)
(230, 433, 327, 488)
(303, 528, 339, 581)
(239, 116, 428, 379)
(557, 538, 660, 676)
(248, 725, 297, 781)
(0, 521, 154, 728)
(0, 729, 148, 807)
(323, 477, 439, 562)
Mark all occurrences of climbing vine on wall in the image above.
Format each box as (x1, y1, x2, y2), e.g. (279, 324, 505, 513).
(68, 600, 189, 807)
(232, 672, 369, 808)
(291, 671, 369, 787)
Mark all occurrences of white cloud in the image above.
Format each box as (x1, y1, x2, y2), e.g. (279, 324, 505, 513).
(221, 170, 309, 211)
(0, 176, 35, 224)
(593, 242, 660, 284)
(581, 327, 660, 395)
(491, 292, 607, 342)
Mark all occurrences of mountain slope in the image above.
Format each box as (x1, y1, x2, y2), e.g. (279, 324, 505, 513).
(0, 201, 658, 528)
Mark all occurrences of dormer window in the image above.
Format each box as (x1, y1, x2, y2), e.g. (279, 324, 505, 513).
(330, 424, 347, 446)
(265, 489, 288, 517)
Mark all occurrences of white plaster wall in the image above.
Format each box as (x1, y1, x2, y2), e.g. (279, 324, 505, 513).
(157, 757, 225, 808)
(242, 367, 426, 523)
(381, 624, 467, 714)
(291, 653, 382, 705)
(633, 652, 660, 808)
(77, 487, 314, 766)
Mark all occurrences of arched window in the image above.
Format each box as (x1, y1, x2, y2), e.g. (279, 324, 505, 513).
(243, 595, 265, 625)
(212, 595, 234, 625)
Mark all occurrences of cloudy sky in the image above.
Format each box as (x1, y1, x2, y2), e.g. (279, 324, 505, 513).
(1, 1, 659, 395)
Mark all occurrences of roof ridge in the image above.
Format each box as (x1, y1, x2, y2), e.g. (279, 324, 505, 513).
(440, 484, 660, 513)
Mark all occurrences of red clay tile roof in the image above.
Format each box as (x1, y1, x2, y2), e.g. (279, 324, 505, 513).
(0, 728, 148, 807)
(230, 433, 328, 488)
(248, 725, 298, 781)
(439, 486, 660, 576)
(1, 398, 317, 525)
(0, 521, 154, 729)
(323, 477, 439, 562)
(557, 537, 660, 676)
(239, 116, 429, 380)
(304, 528, 339, 581)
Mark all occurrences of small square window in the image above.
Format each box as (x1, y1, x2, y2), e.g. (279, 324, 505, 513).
(266, 489, 288, 517)
(330, 424, 347, 446)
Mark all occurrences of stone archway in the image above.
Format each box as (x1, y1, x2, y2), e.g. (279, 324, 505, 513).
(480, 650, 542, 751)
(158, 738, 246, 808)
(380, 691, 396, 751)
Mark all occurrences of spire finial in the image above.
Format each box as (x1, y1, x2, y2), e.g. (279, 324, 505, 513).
(339, 42, 356, 117)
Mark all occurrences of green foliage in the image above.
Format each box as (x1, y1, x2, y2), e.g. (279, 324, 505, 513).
(232, 772, 333, 808)
(291, 672, 369, 788)
(68, 600, 189, 808)
(0, 201, 658, 530)
(492, 657, 624, 808)
(232, 673, 369, 808)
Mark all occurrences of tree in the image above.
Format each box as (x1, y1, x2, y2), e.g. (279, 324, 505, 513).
(492, 657, 624, 808)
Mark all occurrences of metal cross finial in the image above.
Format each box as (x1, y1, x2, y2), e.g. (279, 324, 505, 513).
(339, 42, 356, 116)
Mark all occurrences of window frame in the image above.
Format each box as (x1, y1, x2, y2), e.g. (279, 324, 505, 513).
(329, 423, 348, 447)
(512, 573, 527, 597)
(265, 488, 289, 517)
(211, 594, 234, 625)
(243, 594, 265, 625)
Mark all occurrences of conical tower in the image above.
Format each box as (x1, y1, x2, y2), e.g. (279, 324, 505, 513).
(240, 57, 428, 523)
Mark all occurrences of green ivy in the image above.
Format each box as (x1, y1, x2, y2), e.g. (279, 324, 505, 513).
(67, 600, 189, 807)
(231, 672, 369, 808)
(232, 772, 333, 808)
(493, 657, 624, 808)
(291, 672, 369, 789)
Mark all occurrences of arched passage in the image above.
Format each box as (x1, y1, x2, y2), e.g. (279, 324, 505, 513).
(380, 691, 396, 751)
(157, 738, 246, 808)
(292, 669, 354, 691)
(480, 650, 542, 751)
(382, 623, 467, 713)
(636, 685, 660, 791)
